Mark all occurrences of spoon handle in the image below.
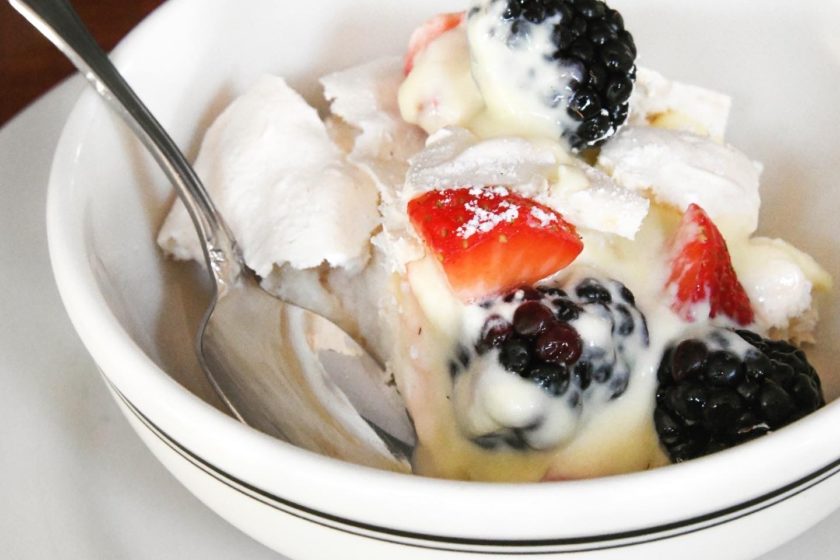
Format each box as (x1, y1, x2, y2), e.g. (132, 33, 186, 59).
(10, 0, 242, 290)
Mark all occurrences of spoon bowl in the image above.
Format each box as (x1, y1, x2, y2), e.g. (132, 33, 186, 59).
(201, 268, 414, 470)
(12, 0, 414, 471)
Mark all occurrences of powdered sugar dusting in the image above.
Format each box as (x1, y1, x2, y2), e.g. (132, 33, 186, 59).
(456, 189, 520, 240)
(469, 185, 509, 197)
(530, 206, 558, 227)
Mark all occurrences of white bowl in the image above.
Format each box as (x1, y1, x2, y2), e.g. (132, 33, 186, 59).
(47, 0, 840, 558)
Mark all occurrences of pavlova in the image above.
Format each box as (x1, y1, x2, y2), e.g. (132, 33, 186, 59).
(158, 0, 832, 481)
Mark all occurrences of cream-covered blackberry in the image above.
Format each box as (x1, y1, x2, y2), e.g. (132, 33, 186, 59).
(451, 277, 649, 451)
(655, 327, 825, 462)
(467, 0, 637, 149)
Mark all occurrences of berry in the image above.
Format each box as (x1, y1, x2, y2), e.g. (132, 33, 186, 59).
(670, 339, 708, 382)
(458, 276, 649, 451)
(471, 276, 647, 398)
(407, 186, 583, 302)
(404, 11, 465, 75)
(477, 315, 513, 351)
(530, 363, 572, 396)
(654, 328, 824, 462)
(513, 301, 556, 336)
(575, 277, 612, 303)
(535, 323, 582, 364)
(469, 0, 637, 149)
(500, 337, 533, 374)
(665, 204, 754, 326)
(704, 351, 744, 387)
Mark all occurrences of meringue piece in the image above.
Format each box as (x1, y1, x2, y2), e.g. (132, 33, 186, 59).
(736, 247, 812, 330)
(158, 75, 379, 275)
(406, 127, 557, 197)
(630, 67, 732, 141)
(322, 56, 426, 168)
(546, 164, 650, 239)
(555, 163, 590, 192)
(597, 126, 761, 237)
(732, 237, 833, 336)
(323, 58, 428, 274)
(757, 238, 833, 292)
(772, 307, 820, 346)
(648, 111, 713, 139)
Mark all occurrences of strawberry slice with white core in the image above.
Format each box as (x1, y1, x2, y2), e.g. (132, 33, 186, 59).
(403, 11, 465, 76)
(666, 203, 754, 325)
(407, 186, 583, 302)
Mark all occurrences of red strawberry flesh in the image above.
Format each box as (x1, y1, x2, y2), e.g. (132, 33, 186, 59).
(404, 12, 465, 75)
(407, 186, 583, 301)
(666, 203, 754, 325)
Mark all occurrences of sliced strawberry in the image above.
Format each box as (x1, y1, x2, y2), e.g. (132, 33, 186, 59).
(407, 186, 583, 302)
(404, 11, 465, 76)
(666, 203, 754, 325)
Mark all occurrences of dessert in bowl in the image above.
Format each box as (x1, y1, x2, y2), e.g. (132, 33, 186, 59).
(47, 0, 840, 558)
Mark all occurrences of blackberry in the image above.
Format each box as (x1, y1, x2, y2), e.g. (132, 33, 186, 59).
(655, 328, 825, 463)
(457, 277, 649, 450)
(478, 278, 647, 397)
(468, 0, 637, 150)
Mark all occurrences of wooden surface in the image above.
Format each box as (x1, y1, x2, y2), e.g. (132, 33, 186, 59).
(0, 0, 165, 126)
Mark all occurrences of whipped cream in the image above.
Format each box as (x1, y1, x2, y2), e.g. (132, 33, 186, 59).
(398, 23, 484, 134)
(466, 0, 582, 140)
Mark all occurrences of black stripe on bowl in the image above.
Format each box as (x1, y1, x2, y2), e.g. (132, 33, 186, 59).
(109, 381, 840, 555)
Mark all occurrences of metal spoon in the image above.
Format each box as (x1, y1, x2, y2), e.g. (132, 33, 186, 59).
(12, 0, 415, 472)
